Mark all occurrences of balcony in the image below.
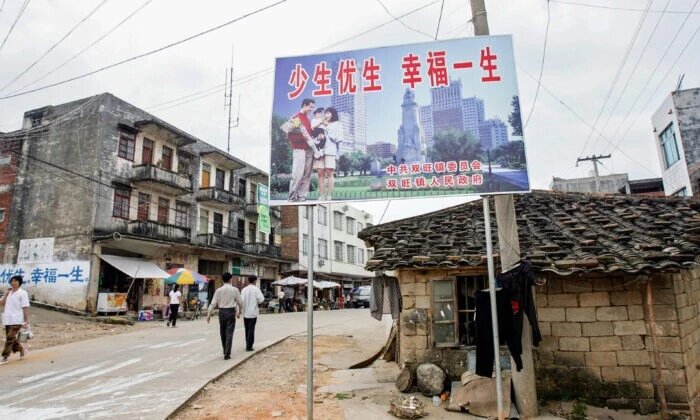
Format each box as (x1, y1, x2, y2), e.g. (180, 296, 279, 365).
(127, 220, 191, 242)
(245, 202, 259, 216)
(196, 187, 245, 209)
(130, 164, 192, 195)
(196, 233, 245, 251)
(244, 242, 282, 258)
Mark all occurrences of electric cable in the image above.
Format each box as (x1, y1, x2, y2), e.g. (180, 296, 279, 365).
(374, 0, 434, 39)
(523, 0, 550, 129)
(551, 0, 700, 14)
(435, 0, 446, 40)
(0, 0, 30, 52)
(0, 0, 111, 92)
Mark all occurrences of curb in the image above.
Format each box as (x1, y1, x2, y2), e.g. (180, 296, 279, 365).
(30, 300, 88, 317)
(164, 333, 296, 419)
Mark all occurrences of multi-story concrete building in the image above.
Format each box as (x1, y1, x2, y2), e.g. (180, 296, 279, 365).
(550, 173, 630, 194)
(421, 82, 486, 149)
(478, 118, 509, 149)
(0, 136, 21, 262)
(366, 142, 396, 160)
(331, 59, 367, 154)
(280, 203, 374, 292)
(0, 93, 290, 313)
(419, 105, 434, 147)
(462, 97, 485, 142)
(651, 87, 700, 197)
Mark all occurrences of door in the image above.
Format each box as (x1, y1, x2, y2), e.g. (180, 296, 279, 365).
(142, 138, 154, 165)
(215, 168, 225, 190)
(137, 193, 150, 221)
(213, 212, 223, 235)
(161, 146, 173, 170)
(248, 222, 256, 243)
(201, 163, 211, 188)
(158, 198, 169, 224)
(199, 209, 209, 235)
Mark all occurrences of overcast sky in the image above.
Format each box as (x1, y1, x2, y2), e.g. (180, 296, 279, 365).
(1, 0, 698, 223)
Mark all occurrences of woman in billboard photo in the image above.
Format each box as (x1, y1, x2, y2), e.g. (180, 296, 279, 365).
(319, 107, 343, 201)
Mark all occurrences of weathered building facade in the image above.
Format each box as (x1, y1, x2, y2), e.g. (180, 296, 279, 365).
(359, 192, 700, 415)
(0, 93, 290, 313)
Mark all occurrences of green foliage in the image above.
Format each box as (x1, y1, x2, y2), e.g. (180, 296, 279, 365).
(492, 141, 526, 168)
(271, 115, 292, 175)
(335, 393, 351, 400)
(428, 129, 482, 163)
(337, 155, 351, 176)
(508, 95, 523, 137)
(571, 399, 586, 420)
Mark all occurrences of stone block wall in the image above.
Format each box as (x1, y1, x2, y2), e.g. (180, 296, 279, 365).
(536, 270, 697, 413)
(675, 268, 700, 417)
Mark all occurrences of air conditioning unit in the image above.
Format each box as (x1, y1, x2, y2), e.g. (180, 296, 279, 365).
(342, 205, 349, 211)
(318, 259, 325, 266)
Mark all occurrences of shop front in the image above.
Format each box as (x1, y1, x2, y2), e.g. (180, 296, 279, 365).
(97, 254, 169, 314)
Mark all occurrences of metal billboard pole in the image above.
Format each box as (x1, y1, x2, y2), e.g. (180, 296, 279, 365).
(306, 204, 315, 419)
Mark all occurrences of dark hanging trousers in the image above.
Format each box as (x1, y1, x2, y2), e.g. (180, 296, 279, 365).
(218, 307, 236, 357)
(243, 317, 257, 351)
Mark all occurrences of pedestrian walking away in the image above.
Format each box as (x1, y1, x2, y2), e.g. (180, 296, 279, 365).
(241, 275, 265, 352)
(207, 272, 243, 360)
(277, 289, 285, 313)
(0, 275, 30, 365)
(167, 284, 181, 327)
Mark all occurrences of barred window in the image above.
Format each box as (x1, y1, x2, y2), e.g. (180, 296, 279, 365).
(175, 202, 189, 228)
(118, 131, 135, 161)
(113, 187, 131, 219)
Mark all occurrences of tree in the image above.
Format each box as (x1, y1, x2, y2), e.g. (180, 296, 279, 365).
(493, 141, 525, 168)
(348, 150, 373, 175)
(428, 129, 482, 164)
(508, 95, 523, 137)
(270, 115, 292, 175)
(337, 155, 351, 177)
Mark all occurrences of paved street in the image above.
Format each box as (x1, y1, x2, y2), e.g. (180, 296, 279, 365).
(0, 309, 388, 420)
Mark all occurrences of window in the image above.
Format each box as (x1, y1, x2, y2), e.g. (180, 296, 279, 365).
(357, 222, 363, 232)
(318, 239, 328, 259)
(158, 198, 169, 224)
(368, 249, 375, 260)
(659, 124, 680, 169)
(432, 276, 487, 348)
(142, 138, 154, 165)
(199, 209, 209, 235)
(347, 245, 356, 264)
(346, 217, 355, 234)
(113, 187, 131, 218)
(302, 206, 308, 219)
(672, 187, 688, 197)
(250, 183, 257, 204)
(0, 209, 5, 223)
(238, 178, 246, 197)
(318, 206, 328, 226)
(137, 193, 150, 221)
(333, 211, 343, 230)
(216, 169, 225, 190)
(201, 162, 211, 187)
(161, 146, 173, 171)
(334, 241, 344, 261)
(0, 156, 10, 166)
(178, 153, 191, 176)
(358, 248, 365, 264)
(175, 202, 188, 227)
(303, 234, 309, 255)
(248, 222, 256, 243)
(118, 131, 135, 161)
(269, 227, 276, 245)
(236, 219, 245, 239)
(213, 212, 223, 235)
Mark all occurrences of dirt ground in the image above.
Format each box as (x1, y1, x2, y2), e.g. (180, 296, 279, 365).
(22, 307, 159, 351)
(173, 335, 355, 420)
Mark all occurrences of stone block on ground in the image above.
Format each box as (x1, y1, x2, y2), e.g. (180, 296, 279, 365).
(415, 363, 445, 396)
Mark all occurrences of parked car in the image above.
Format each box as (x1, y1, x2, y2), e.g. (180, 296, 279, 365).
(351, 286, 371, 308)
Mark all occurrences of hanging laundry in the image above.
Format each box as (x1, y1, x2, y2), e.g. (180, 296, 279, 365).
(497, 260, 542, 347)
(474, 289, 522, 377)
(370, 275, 402, 321)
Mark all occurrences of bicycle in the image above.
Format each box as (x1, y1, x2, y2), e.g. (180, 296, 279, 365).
(189, 298, 203, 320)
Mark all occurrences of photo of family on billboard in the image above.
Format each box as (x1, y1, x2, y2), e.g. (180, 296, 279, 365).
(269, 35, 530, 205)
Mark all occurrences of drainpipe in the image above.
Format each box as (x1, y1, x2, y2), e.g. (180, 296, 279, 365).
(644, 279, 668, 419)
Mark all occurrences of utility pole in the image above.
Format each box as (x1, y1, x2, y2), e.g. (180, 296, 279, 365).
(225, 47, 235, 154)
(576, 154, 611, 193)
(470, 1, 538, 418)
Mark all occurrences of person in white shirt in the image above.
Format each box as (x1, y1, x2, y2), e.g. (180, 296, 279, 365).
(207, 273, 243, 360)
(0, 275, 30, 365)
(277, 290, 285, 313)
(167, 284, 182, 328)
(241, 275, 264, 352)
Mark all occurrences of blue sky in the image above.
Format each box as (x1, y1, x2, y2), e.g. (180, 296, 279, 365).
(272, 35, 521, 145)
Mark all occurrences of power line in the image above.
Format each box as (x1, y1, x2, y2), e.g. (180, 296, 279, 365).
(0, 0, 111, 92)
(0, 0, 31, 52)
(606, 0, 700, 152)
(0, 0, 6, 18)
(577, 0, 652, 158)
(374, 0, 433, 39)
(551, 0, 700, 14)
(517, 64, 658, 178)
(9, 0, 154, 95)
(588, 0, 672, 154)
(435, 0, 446, 40)
(609, 7, 700, 151)
(0, 0, 290, 100)
(523, 0, 550, 129)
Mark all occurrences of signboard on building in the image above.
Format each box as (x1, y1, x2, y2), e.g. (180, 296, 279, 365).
(0, 260, 90, 311)
(233, 258, 258, 276)
(97, 293, 128, 313)
(270, 35, 530, 205)
(18, 237, 55, 264)
(257, 184, 270, 234)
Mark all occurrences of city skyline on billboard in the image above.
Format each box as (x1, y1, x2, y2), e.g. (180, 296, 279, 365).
(270, 35, 530, 205)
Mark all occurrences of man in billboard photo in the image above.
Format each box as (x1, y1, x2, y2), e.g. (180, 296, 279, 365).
(286, 98, 316, 202)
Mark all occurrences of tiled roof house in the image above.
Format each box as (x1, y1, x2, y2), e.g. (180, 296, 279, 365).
(359, 191, 700, 414)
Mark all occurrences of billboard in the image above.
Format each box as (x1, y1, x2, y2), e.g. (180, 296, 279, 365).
(270, 35, 530, 205)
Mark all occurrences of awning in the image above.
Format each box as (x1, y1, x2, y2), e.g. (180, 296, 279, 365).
(99, 254, 169, 279)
